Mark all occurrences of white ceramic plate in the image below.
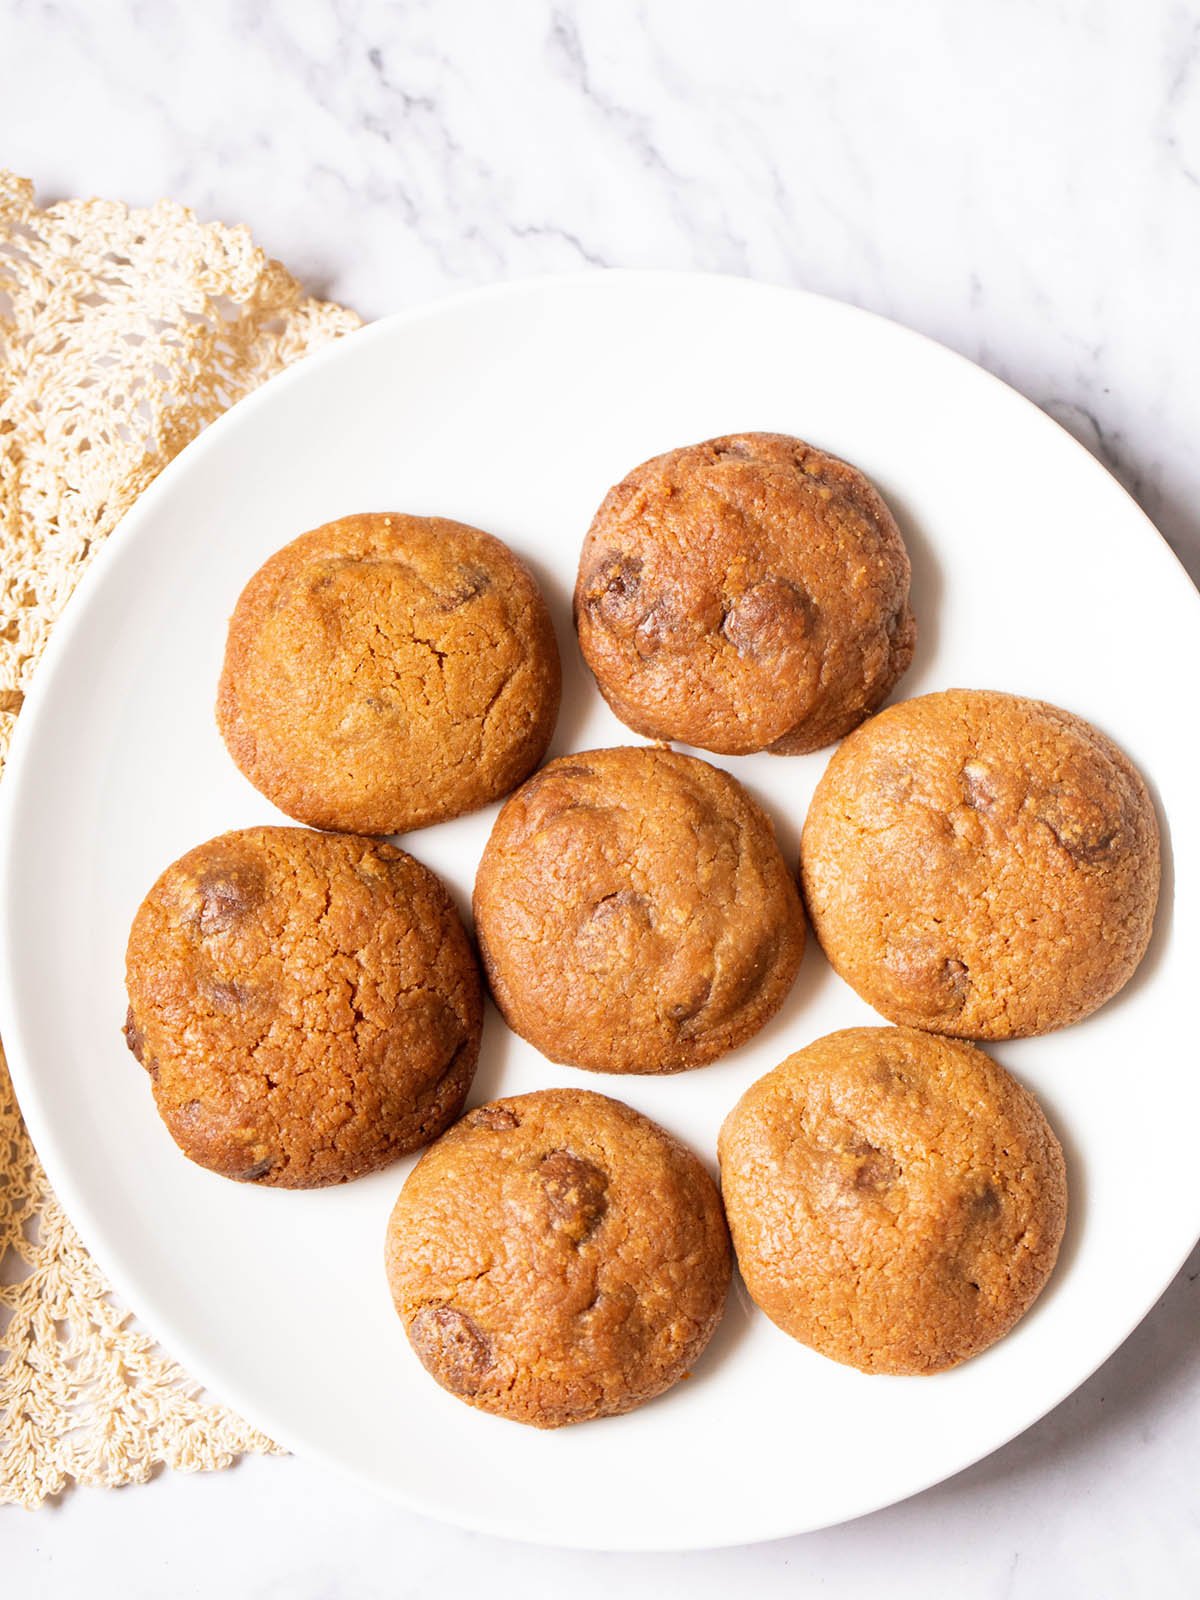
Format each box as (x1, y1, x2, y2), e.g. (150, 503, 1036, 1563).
(1, 273, 1197, 1551)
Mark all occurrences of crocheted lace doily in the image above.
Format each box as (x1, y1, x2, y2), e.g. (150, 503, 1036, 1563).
(0, 172, 360, 1507)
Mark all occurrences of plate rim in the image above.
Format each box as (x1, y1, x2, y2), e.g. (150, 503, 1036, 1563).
(1, 267, 1197, 1551)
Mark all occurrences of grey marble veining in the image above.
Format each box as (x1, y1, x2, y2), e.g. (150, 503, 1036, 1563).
(2, 1, 1198, 1595)
(3, 0, 1199, 586)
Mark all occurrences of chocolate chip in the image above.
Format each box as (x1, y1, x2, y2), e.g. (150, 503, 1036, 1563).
(875, 760, 916, 807)
(961, 761, 998, 813)
(409, 1305, 493, 1394)
(465, 1104, 521, 1132)
(580, 890, 653, 959)
(633, 596, 678, 658)
(519, 763, 595, 816)
(668, 976, 712, 1029)
(589, 888, 649, 923)
(174, 1098, 204, 1129)
(521, 764, 601, 829)
(193, 863, 262, 936)
(353, 847, 398, 887)
(436, 566, 493, 611)
(123, 1005, 145, 1064)
(203, 978, 257, 1014)
(849, 1139, 899, 1192)
(884, 940, 970, 1018)
(523, 763, 594, 795)
(585, 551, 644, 634)
(972, 1184, 1001, 1218)
(238, 1156, 274, 1182)
(942, 958, 970, 1005)
(539, 1149, 609, 1243)
(721, 577, 812, 661)
(1035, 787, 1122, 863)
(872, 1061, 900, 1087)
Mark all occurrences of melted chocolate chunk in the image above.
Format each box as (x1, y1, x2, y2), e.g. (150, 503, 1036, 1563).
(193, 861, 263, 936)
(585, 551, 644, 634)
(436, 566, 493, 611)
(1035, 787, 1122, 863)
(539, 1149, 609, 1243)
(123, 1005, 146, 1064)
(668, 975, 712, 1028)
(202, 978, 258, 1014)
(721, 577, 812, 661)
(465, 1104, 521, 1132)
(849, 1139, 900, 1193)
(409, 1305, 493, 1394)
(884, 940, 970, 1018)
(961, 761, 999, 813)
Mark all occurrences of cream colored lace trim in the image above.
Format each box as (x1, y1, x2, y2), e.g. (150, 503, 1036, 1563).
(0, 172, 360, 1507)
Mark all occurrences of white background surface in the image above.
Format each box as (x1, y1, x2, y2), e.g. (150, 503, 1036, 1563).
(2, 1, 1198, 1594)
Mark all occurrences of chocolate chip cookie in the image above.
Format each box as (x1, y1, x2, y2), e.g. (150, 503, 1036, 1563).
(719, 1027, 1067, 1375)
(386, 1088, 731, 1426)
(217, 513, 561, 835)
(124, 826, 482, 1186)
(800, 689, 1159, 1038)
(574, 433, 915, 756)
(473, 745, 806, 1073)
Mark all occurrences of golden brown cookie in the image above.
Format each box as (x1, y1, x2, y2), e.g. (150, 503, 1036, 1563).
(124, 826, 482, 1186)
(719, 1027, 1067, 1375)
(386, 1088, 731, 1426)
(473, 746, 806, 1073)
(574, 433, 915, 756)
(217, 513, 561, 835)
(800, 689, 1159, 1039)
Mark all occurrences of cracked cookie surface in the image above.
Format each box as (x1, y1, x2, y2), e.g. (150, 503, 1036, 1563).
(472, 745, 807, 1073)
(386, 1088, 731, 1426)
(217, 513, 561, 834)
(124, 826, 482, 1187)
(718, 1027, 1067, 1375)
(800, 689, 1160, 1038)
(574, 433, 915, 756)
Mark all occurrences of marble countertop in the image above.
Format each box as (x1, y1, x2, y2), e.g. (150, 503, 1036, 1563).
(3, 1, 1199, 1594)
